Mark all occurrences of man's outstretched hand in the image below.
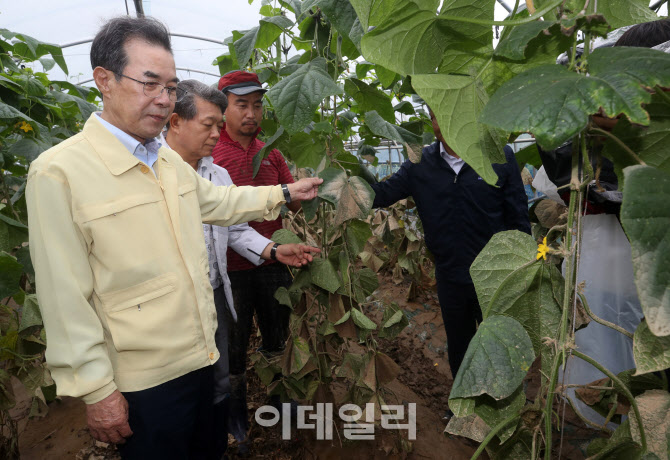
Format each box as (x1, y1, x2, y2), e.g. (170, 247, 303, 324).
(86, 390, 133, 444)
(276, 244, 321, 267)
(287, 177, 323, 202)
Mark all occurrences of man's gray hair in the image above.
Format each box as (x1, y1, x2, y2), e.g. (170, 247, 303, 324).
(90, 16, 172, 80)
(173, 80, 228, 121)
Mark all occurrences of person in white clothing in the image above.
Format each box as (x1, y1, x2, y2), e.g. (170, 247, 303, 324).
(162, 79, 319, 456)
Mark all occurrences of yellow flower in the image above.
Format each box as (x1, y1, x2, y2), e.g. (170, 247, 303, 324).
(17, 121, 33, 133)
(536, 237, 549, 261)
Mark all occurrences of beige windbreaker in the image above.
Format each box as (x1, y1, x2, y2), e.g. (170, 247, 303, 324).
(27, 114, 285, 404)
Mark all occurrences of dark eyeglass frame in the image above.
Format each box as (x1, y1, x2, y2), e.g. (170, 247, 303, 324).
(114, 72, 186, 102)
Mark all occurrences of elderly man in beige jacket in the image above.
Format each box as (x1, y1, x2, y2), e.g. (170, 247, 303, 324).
(26, 16, 321, 460)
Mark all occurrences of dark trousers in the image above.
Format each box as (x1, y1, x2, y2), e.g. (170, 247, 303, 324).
(226, 263, 292, 375)
(118, 366, 221, 460)
(224, 263, 291, 442)
(435, 271, 483, 379)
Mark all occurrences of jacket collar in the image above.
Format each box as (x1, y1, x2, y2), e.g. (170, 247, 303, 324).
(82, 114, 144, 176)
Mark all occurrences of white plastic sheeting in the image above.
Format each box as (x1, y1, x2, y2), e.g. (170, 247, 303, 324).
(563, 214, 644, 426)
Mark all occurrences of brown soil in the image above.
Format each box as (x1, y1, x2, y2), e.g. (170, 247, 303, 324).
(15, 272, 600, 459)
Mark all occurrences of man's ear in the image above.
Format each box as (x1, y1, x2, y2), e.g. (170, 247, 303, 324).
(168, 113, 181, 132)
(92, 67, 113, 99)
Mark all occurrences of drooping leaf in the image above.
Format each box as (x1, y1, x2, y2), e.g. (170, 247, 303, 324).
(393, 101, 415, 116)
(364, 111, 423, 163)
(473, 387, 525, 443)
(266, 58, 343, 134)
(450, 315, 535, 400)
(290, 336, 313, 375)
(350, 307, 377, 330)
(312, 0, 360, 47)
(253, 126, 287, 178)
(274, 286, 293, 309)
(375, 65, 397, 89)
(309, 258, 341, 293)
(633, 320, 670, 375)
(413, 73, 506, 185)
(470, 230, 537, 311)
(514, 143, 542, 169)
(344, 78, 395, 123)
(351, 267, 379, 303)
(628, 390, 670, 460)
(481, 48, 670, 150)
(318, 168, 375, 226)
(444, 413, 489, 442)
(19, 295, 41, 332)
(0, 252, 23, 300)
(621, 165, 670, 336)
(344, 219, 372, 256)
(378, 302, 409, 339)
(449, 397, 475, 417)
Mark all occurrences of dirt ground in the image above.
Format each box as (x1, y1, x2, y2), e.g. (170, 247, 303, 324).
(15, 272, 600, 459)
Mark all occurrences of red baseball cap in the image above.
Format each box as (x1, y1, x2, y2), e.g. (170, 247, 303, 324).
(217, 70, 267, 95)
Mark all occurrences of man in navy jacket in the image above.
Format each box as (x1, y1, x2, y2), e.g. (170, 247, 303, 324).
(371, 110, 530, 383)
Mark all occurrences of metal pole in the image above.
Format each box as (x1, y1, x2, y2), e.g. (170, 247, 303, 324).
(133, 0, 145, 17)
(496, 0, 512, 13)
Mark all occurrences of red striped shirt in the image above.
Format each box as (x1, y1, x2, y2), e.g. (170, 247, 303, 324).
(212, 124, 294, 271)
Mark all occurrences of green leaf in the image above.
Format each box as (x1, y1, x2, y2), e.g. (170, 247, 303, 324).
(282, 131, 326, 170)
(412, 74, 505, 184)
(309, 258, 341, 293)
(481, 48, 670, 150)
(253, 126, 287, 178)
(274, 286, 293, 309)
(271, 228, 303, 245)
(514, 143, 542, 169)
(0, 252, 23, 300)
(318, 168, 375, 226)
(350, 307, 377, 330)
(19, 295, 41, 332)
(450, 315, 535, 400)
(345, 219, 372, 256)
(344, 78, 395, 123)
(633, 320, 670, 375)
(470, 230, 537, 311)
(449, 397, 475, 417)
(364, 111, 423, 163)
(495, 20, 555, 61)
(596, 0, 658, 29)
(266, 57, 343, 134)
(393, 101, 415, 116)
(0, 102, 47, 137)
(603, 95, 670, 182)
(234, 15, 294, 67)
(378, 302, 409, 339)
(474, 387, 524, 442)
(352, 268, 379, 303)
(350, 0, 440, 30)
(621, 165, 670, 337)
(290, 336, 312, 374)
(301, 197, 320, 222)
(312, 0, 360, 47)
(8, 137, 51, 163)
(360, 0, 492, 76)
(375, 65, 397, 89)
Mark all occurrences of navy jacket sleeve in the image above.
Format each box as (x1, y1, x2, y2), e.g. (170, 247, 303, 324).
(502, 145, 531, 234)
(371, 160, 413, 208)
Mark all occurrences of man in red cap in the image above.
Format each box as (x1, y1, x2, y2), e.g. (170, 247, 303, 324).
(212, 70, 300, 451)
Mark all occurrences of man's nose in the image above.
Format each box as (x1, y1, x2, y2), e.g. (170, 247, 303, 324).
(155, 88, 172, 106)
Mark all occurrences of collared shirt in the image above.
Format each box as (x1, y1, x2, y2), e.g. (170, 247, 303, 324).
(440, 142, 464, 175)
(27, 114, 286, 404)
(211, 124, 294, 271)
(95, 113, 160, 176)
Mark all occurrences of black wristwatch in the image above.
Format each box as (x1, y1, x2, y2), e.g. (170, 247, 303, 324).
(281, 183, 292, 203)
(270, 242, 281, 260)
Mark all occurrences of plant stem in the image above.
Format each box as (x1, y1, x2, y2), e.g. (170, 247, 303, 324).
(577, 291, 633, 339)
(571, 350, 647, 452)
(470, 413, 519, 460)
(544, 350, 563, 460)
(589, 127, 646, 166)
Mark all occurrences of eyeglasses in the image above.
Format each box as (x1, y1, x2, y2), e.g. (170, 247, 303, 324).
(115, 73, 186, 102)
